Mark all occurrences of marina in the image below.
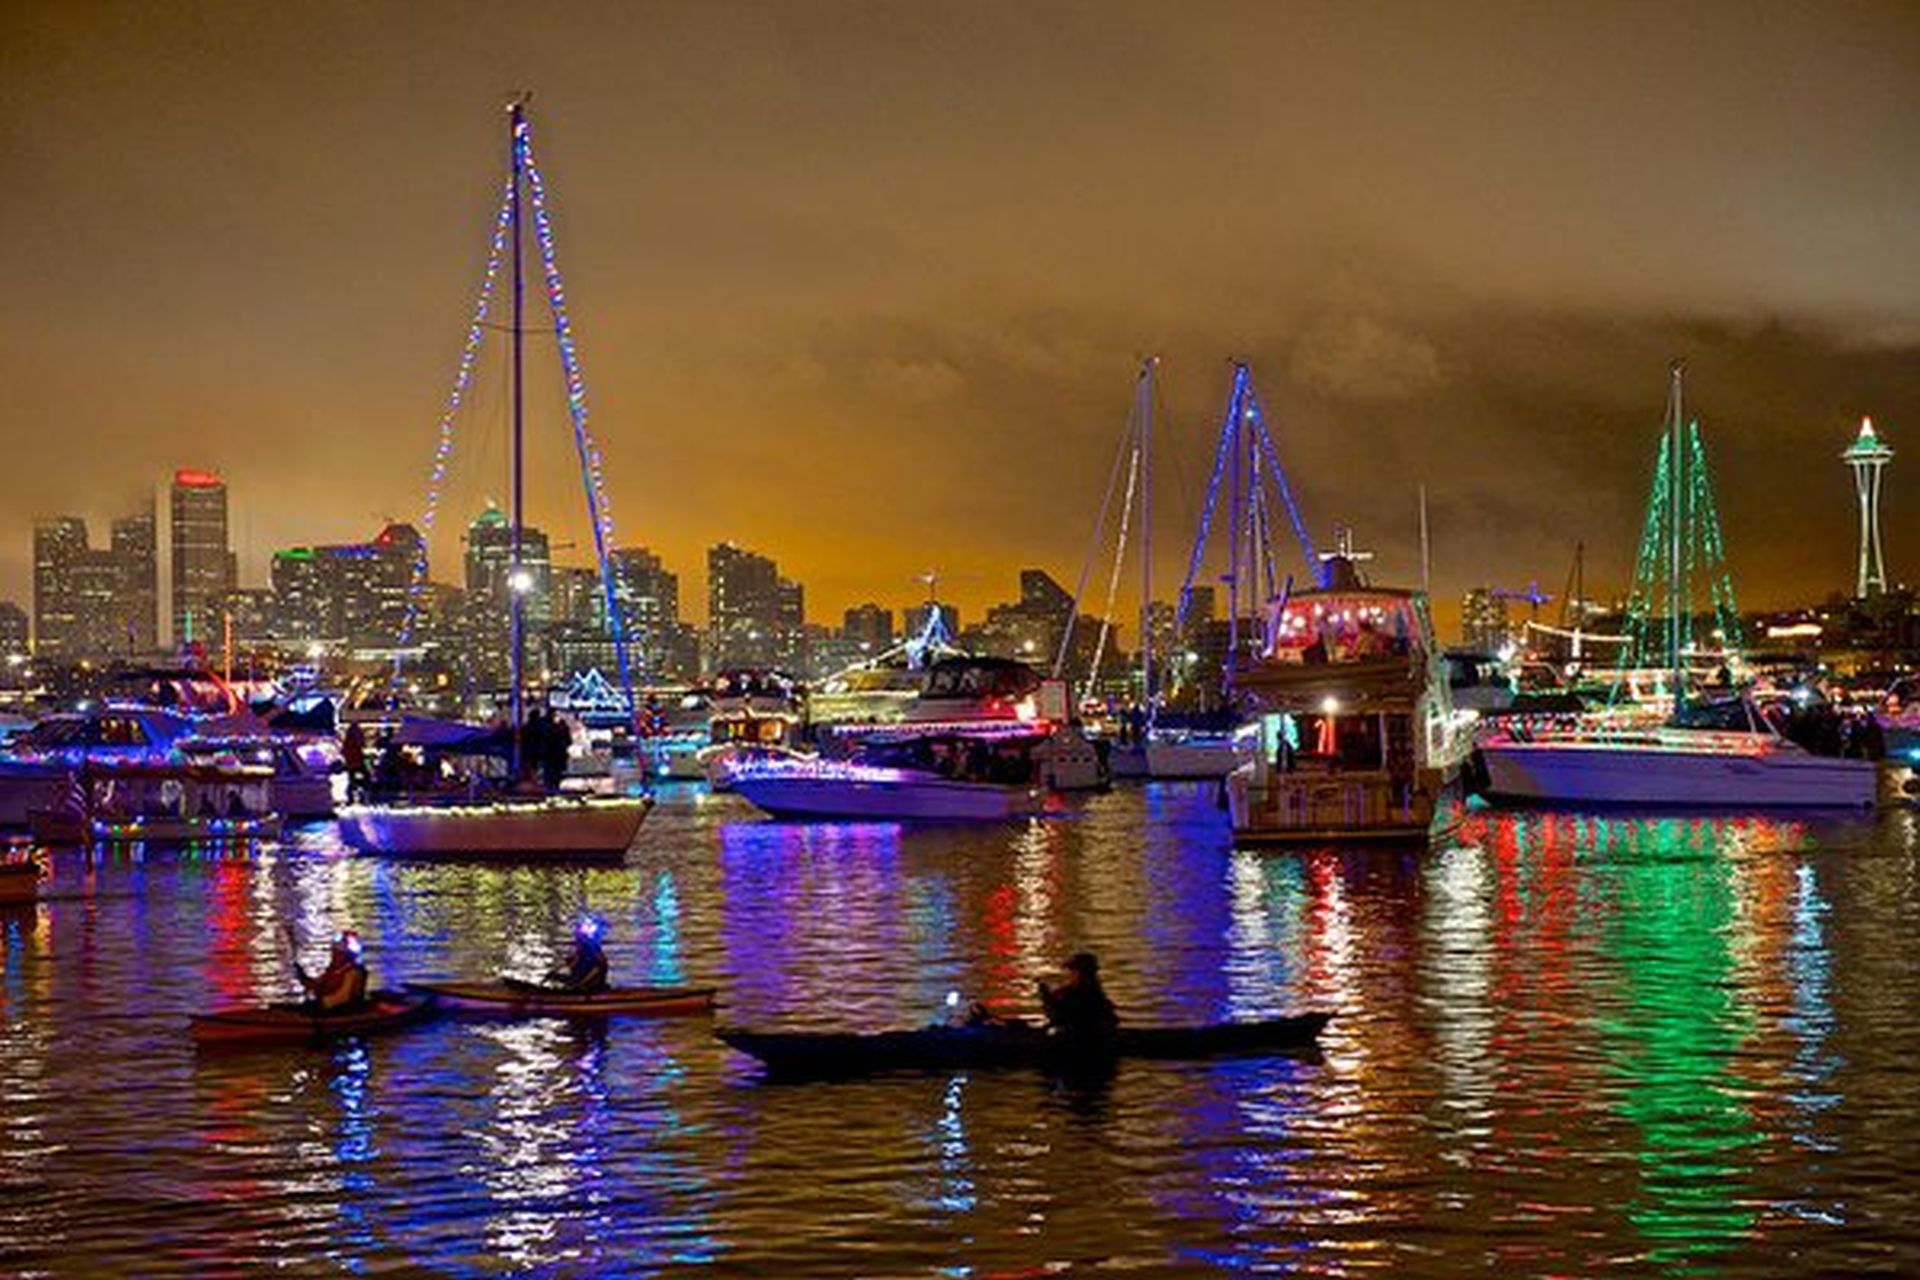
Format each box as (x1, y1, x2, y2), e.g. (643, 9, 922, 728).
(3, 5, 1917, 1274)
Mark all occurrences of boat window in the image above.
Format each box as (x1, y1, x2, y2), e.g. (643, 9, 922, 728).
(1673, 697, 1753, 732)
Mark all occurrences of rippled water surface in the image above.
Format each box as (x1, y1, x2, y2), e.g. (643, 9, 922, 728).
(3, 785, 1919, 1276)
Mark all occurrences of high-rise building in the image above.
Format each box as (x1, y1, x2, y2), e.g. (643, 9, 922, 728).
(1182, 585, 1217, 628)
(1844, 416, 1893, 598)
(170, 469, 234, 646)
(33, 516, 125, 660)
(0, 602, 28, 657)
(707, 542, 804, 672)
(33, 517, 87, 659)
(111, 501, 158, 654)
(1461, 587, 1510, 652)
(971, 568, 1081, 666)
(464, 503, 552, 623)
(611, 546, 683, 677)
(842, 603, 894, 650)
(269, 522, 422, 652)
(270, 547, 327, 641)
(550, 566, 606, 629)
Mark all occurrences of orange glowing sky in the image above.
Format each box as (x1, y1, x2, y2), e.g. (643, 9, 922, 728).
(3, 2, 1917, 638)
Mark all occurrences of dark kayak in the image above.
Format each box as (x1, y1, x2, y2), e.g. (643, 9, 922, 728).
(406, 980, 717, 1018)
(717, 1011, 1332, 1079)
(191, 989, 438, 1047)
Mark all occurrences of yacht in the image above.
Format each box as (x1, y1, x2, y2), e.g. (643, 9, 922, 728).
(29, 757, 282, 845)
(0, 707, 195, 828)
(1225, 563, 1473, 843)
(1475, 363, 1878, 812)
(731, 729, 1047, 821)
(1476, 696, 1876, 809)
(693, 670, 806, 790)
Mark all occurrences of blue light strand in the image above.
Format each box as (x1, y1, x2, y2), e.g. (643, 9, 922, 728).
(1242, 386, 1320, 583)
(1173, 363, 1248, 638)
(389, 176, 517, 703)
(520, 120, 639, 714)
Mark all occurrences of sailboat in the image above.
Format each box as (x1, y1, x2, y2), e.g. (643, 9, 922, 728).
(1475, 363, 1876, 809)
(1147, 361, 1320, 779)
(338, 99, 651, 859)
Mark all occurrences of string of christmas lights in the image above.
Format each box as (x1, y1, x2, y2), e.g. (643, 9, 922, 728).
(520, 119, 639, 705)
(1621, 418, 1740, 673)
(1242, 386, 1319, 581)
(1172, 363, 1319, 634)
(1085, 443, 1141, 684)
(1174, 362, 1246, 637)
(389, 176, 516, 702)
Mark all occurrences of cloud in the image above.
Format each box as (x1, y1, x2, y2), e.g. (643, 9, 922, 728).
(1288, 315, 1443, 401)
(862, 356, 965, 403)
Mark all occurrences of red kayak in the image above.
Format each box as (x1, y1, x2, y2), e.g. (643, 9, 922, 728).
(406, 980, 717, 1018)
(191, 989, 438, 1047)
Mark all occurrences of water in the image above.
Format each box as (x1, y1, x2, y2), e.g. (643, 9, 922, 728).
(3, 785, 1918, 1276)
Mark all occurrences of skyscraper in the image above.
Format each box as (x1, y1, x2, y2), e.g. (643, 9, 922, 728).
(464, 503, 551, 623)
(33, 516, 126, 660)
(611, 546, 687, 677)
(32, 517, 89, 659)
(1844, 416, 1893, 598)
(1461, 587, 1510, 652)
(0, 602, 28, 659)
(170, 469, 234, 646)
(111, 500, 158, 654)
(708, 542, 803, 672)
(842, 603, 894, 650)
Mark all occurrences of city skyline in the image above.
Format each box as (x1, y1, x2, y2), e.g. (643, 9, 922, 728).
(4, 4, 1917, 640)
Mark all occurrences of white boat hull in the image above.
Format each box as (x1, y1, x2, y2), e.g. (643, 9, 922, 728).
(1107, 743, 1149, 778)
(338, 797, 652, 858)
(1479, 741, 1877, 809)
(733, 774, 1044, 821)
(1034, 731, 1109, 792)
(1144, 738, 1242, 780)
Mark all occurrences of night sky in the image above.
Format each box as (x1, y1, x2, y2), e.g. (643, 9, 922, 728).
(4, 2, 1916, 634)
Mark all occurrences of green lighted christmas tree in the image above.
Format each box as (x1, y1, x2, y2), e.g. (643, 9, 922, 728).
(1621, 362, 1742, 675)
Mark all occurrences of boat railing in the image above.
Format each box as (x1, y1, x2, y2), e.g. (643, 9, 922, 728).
(1241, 772, 1425, 831)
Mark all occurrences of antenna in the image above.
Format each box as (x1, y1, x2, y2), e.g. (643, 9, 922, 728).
(1418, 484, 1431, 593)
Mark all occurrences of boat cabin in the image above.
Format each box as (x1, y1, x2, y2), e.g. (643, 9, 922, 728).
(1227, 586, 1466, 842)
(859, 730, 1043, 787)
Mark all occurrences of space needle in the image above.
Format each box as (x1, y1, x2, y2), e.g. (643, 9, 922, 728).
(1843, 416, 1893, 598)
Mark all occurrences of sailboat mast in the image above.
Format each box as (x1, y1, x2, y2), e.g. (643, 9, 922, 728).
(1226, 368, 1244, 706)
(1666, 359, 1684, 704)
(508, 97, 528, 770)
(1139, 357, 1155, 718)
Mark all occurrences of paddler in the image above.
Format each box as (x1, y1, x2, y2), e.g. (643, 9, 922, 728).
(298, 930, 370, 1015)
(543, 917, 611, 994)
(1038, 951, 1119, 1043)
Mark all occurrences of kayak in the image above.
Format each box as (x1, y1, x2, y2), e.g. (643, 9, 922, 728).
(405, 980, 717, 1018)
(717, 1011, 1333, 1079)
(191, 989, 438, 1047)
